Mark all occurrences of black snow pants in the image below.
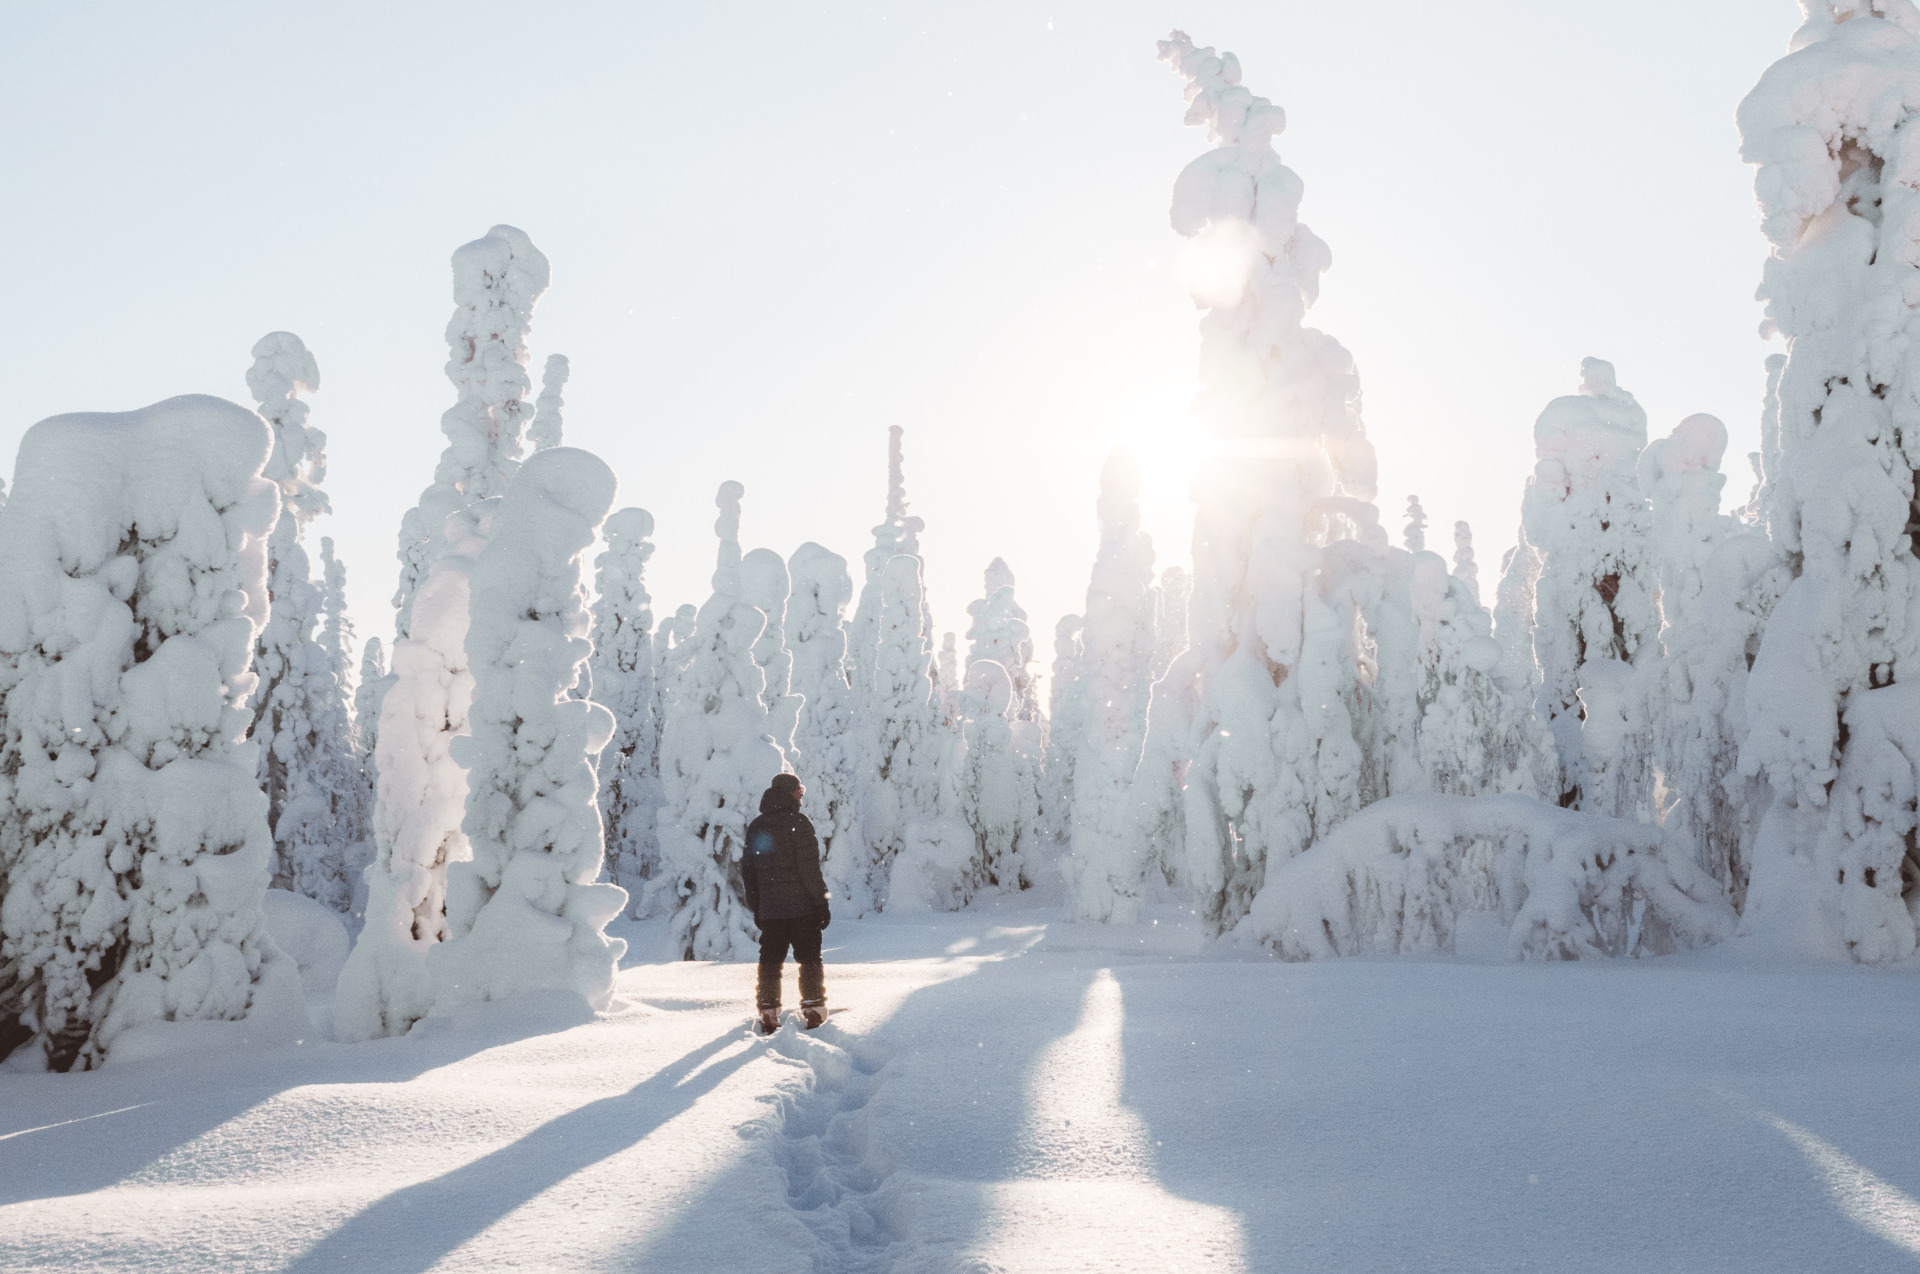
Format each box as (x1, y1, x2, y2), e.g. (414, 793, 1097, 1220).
(756, 915, 825, 1011)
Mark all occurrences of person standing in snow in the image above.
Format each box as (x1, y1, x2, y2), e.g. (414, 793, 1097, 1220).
(742, 773, 831, 1032)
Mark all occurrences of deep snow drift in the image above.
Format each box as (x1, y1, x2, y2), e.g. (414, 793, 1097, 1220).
(4, 904, 1920, 1273)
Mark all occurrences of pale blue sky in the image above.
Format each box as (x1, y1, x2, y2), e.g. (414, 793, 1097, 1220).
(2, 1, 1802, 675)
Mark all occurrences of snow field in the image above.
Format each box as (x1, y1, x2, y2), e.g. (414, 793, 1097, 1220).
(7, 907, 1920, 1271)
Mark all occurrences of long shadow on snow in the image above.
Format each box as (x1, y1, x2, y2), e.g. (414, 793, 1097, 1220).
(0, 993, 597, 1207)
(282, 1024, 758, 1274)
(1109, 959, 1920, 1274)
(617, 946, 1095, 1272)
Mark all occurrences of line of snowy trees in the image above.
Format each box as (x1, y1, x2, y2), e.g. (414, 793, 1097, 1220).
(0, 6, 1909, 1071)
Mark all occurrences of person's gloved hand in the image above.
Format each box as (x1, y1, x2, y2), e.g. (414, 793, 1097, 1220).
(819, 902, 832, 930)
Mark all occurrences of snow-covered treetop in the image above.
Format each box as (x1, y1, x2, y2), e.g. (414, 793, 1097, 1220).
(966, 557, 1037, 720)
(712, 480, 745, 596)
(1404, 496, 1427, 554)
(1531, 359, 1649, 500)
(395, 225, 552, 637)
(1453, 522, 1479, 604)
(1157, 29, 1376, 501)
(248, 331, 329, 536)
(529, 353, 569, 453)
(871, 424, 926, 565)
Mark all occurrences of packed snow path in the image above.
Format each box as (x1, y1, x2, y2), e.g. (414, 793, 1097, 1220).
(4, 908, 1920, 1272)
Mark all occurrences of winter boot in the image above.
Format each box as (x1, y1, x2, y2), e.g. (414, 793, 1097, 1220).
(799, 961, 826, 1029)
(756, 1007, 781, 1035)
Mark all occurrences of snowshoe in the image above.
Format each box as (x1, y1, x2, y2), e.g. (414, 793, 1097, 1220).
(756, 1008, 781, 1035)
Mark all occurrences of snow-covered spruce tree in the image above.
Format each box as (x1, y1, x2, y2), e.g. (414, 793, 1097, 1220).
(392, 225, 551, 639)
(789, 542, 862, 898)
(1152, 32, 1381, 931)
(590, 507, 662, 908)
(1037, 615, 1087, 846)
(847, 425, 927, 696)
(1735, 3, 1920, 960)
(1068, 452, 1160, 921)
(335, 504, 489, 1039)
(657, 483, 791, 958)
(1151, 565, 1191, 681)
(355, 638, 388, 770)
(338, 227, 551, 1039)
(1453, 522, 1480, 607)
(0, 396, 302, 1071)
(528, 353, 569, 453)
(246, 333, 362, 912)
(956, 660, 1041, 894)
(1639, 414, 1774, 905)
(1523, 359, 1658, 818)
(964, 558, 1039, 720)
(937, 632, 961, 724)
(1402, 495, 1427, 553)
(741, 547, 803, 769)
(868, 554, 972, 909)
(431, 448, 625, 1012)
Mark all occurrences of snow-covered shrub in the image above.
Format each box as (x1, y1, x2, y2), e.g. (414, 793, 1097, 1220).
(1239, 794, 1736, 961)
(1152, 32, 1381, 931)
(432, 448, 625, 1013)
(965, 558, 1038, 720)
(1069, 452, 1160, 922)
(789, 542, 861, 895)
(0, 396, 301, 1071)
(1524, 359, 1658, 816)
(528, 353, 569, 453)
(392, 225, 550, 638)
(656, 483, 790, 958)
(246, 333, 362, 913)
(590, 507, 661, 910)
(1735, 3, 1920, 960)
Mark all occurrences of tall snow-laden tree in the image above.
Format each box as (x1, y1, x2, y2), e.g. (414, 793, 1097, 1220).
(1069, 452, 1160, 922)
(0, 396, 303, 1071)
(356, 638, 388, 769)
(1523, 359, 1658, 818)
(848, 426, 928, 695)
(338, 226, 551, 1040)
(965, 558, 1038, 720)
(1151, 565, 1191, 682)
(392, 224, 551, 639)
(657, 483, 790, 958)
(1736, 2, 1920, 960)
(591, 507, 661, 909)
(956, 660, 1043, 892)
(1640, 414, 1774, 905)
(1151, 32, 1380, 931)
(432, 448, 625, 1013)
(528, 353, 569, 453)
(789, 542, 861, 897)
(246, 333, 362, 912)
(937, 632, 961, 724)
(741, 546, 803, 770)
(1453, 521, 1480, 607)
(1038, 615, 1087, 846)
(866, 554, 971, 909)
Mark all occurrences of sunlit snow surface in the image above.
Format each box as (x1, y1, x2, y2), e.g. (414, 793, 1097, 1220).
(4, 901, 1920, 1273)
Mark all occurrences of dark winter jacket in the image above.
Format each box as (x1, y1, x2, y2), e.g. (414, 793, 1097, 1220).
(741, 788, 828, 924)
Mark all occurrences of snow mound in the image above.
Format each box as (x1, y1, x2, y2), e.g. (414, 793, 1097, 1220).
(1239, 794, 1736, 961)
(260, 888, 350, 996)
